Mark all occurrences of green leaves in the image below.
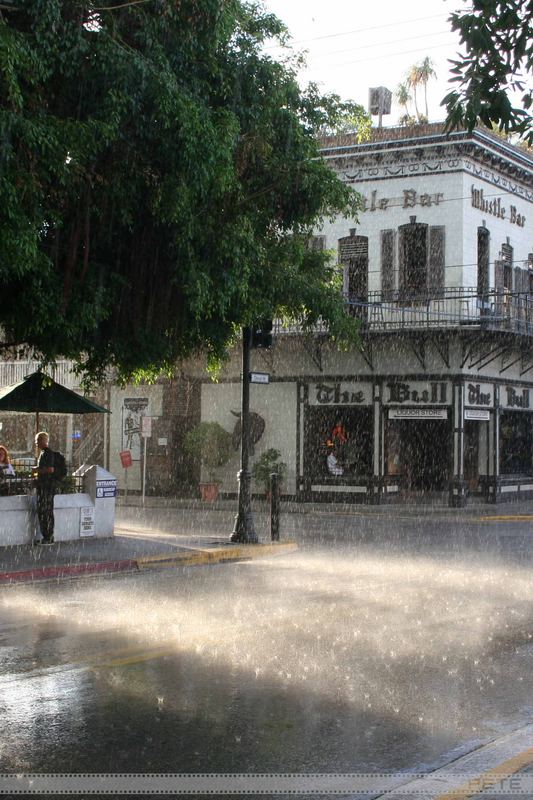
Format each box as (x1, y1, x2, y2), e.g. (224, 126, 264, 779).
(0, 0, 365, 384)
(443, 0, 532, 143)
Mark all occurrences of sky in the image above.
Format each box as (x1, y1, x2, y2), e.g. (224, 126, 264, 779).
(261, 0, 465, 125)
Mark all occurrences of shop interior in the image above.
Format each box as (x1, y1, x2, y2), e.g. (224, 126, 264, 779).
(386, 417, 451, 490)
(304, 407, 372, 480)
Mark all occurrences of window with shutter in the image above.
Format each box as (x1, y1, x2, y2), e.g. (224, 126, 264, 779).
(398, 218, 427, 297)
(381, 230, 395, 300)
(428, 226, 445, 296)
(502, 243, 513, 290)
(495, 260, 504, 291)
(477, 227, 490, 299)
(338, 234, 368, 320)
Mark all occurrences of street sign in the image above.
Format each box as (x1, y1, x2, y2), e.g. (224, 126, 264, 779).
(141, 415, 152, 438)
(464, 408, 490, 421)
(250, 372, 270, 384)
(388, 408, 448, 420)
(119, 450, 133, 468)
(96, 478, 117, 498)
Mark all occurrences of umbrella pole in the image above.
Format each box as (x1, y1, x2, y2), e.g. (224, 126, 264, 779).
(36, 411, 40, 436)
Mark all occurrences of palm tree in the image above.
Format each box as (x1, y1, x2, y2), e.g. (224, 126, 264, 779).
(406, 65, 421, 121)
(417, 56, 437, 119)
(395, 81, 412, 118)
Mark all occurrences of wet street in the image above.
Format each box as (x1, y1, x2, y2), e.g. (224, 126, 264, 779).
(1, 507, 533, 793)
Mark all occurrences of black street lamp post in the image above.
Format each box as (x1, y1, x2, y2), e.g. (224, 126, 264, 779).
(230, 326, 258, 543)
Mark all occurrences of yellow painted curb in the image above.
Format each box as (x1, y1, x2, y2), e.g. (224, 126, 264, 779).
(434, 746, 533, 800)
(477, 515, 533, 522)
(136, 541, 298, 570)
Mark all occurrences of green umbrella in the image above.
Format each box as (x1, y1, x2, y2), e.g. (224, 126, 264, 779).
(0, 371, 109, 431)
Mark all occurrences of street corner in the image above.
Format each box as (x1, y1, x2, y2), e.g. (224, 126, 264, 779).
(0, 559, 139, 585)
(136, 540, 298, 571)
(373, 724, 533, 799)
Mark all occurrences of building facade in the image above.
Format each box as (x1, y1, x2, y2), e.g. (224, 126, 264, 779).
(194, 124, 533, 506)
(4, 124, 530, 508)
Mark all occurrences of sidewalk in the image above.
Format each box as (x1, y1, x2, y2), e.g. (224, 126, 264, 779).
(0, 523, 297, 585)
(1, 493, 532, 586)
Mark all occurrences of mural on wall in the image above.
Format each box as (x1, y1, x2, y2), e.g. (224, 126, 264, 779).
(231, 410, 265, 455)
(122, 397, 149, 461)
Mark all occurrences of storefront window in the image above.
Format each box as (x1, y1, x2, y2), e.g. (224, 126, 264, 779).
(385, 418, 451, 490)
(304, 407, 372, 480)
(500, 412, 533, 474)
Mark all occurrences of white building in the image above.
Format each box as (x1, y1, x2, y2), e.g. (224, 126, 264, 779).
(10, 124, 529, 508)
(196, 123, 533, 507)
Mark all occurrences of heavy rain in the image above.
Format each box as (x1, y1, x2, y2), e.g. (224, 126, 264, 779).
(0, 0, 532, 798)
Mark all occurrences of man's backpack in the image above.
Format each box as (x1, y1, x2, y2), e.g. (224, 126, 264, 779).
(52, 450, 67, 481)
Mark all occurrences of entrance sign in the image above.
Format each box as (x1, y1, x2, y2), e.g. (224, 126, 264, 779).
(119, 450, 133, 469)
(389, 408, 448, 420)
(310, 381, 372, 406)
(465, 408, 490, 421)
(96, 479, 117, 499)
(250, 372, 270, 384)
(79, 506, 95, 537)
(384, 381, 450, 405)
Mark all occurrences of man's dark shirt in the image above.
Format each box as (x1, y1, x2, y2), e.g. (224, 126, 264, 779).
(37, 447, 54, 487)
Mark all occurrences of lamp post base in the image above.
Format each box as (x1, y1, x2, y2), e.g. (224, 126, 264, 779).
(230, 469, 258, 543)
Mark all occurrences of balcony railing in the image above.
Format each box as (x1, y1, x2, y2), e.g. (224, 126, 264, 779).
(0, 360, 80, 389)
(273, 289, 533, 337)
(351, 288, 533, 334)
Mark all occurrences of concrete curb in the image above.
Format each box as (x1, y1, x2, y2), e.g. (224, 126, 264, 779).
(136, 541, 298, 569)
(373, 722, 533, 799)
(0, 542, 298, 584)
(0, 559, 139, 584)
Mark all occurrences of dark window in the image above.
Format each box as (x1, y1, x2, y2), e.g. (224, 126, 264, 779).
(381, 229, 395, 300)
(502, 242, 513, 290)
(477, 227, 490, 298)
(500, 412, 533, 475)
(339, 234, 368, 319)
(397, 219, 446, 297)
(428, 226, 445, 295)
(304, 406, 372, 481)
(399, 219, 427, 295)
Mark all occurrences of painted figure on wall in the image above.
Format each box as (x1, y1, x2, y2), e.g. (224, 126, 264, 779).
(122, 397, 149, 461)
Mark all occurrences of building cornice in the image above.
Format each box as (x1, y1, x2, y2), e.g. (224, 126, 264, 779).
(319, 124, 533, 188)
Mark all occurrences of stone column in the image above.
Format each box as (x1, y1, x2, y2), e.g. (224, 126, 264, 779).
(449, 380, 467, 507)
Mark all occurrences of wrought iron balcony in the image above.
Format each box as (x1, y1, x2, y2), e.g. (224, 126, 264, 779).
(272, 288, 533, 338)
(349, 288, 533, 334)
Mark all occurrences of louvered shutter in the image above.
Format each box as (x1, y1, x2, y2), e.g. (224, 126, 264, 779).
(428, 226, 445, 295)
(381, 230, 395, 300)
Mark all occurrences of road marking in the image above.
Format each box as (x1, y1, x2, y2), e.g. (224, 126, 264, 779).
(476, 515, 533, 522)
(97, 647, 177, 668)
(434, 747, 533, 799)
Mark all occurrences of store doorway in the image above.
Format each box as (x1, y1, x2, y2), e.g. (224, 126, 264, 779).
(386, 418, 450, 490)
(464, 421, 481, 490)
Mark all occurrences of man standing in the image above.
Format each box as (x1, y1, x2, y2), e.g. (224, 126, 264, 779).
(34, 431, 55, 544)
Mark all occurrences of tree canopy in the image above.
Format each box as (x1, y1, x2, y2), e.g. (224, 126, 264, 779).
(0, 0, 367, 383)
(443, 0, 532, 144)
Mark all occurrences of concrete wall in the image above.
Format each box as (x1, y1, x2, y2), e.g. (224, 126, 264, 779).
(201, 381, 298, 495)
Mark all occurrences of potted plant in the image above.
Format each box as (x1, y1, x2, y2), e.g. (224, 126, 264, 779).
(252, 448, 287, 498)
(183, 422, 232, 501)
